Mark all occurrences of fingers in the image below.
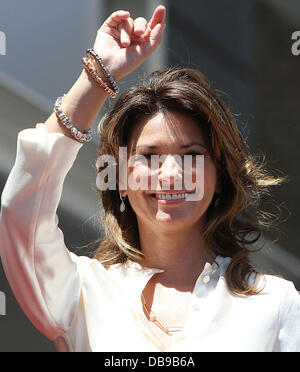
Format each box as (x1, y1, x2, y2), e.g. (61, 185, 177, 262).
(119, 18, 134, 47)
(143, 5, 166, 38)
(149, 22, 166, 42)
(149, 5, 166, 29)
(102, 7, 166, 47)
(119, 17, 147, 47)
(105, 10, 130, 28)
(138, 20, 166, 59)
(133, 17, 147, 36)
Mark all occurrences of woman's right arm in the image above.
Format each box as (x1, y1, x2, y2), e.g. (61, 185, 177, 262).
(0, 7, 166, 341)
(44, 7, 166, 140)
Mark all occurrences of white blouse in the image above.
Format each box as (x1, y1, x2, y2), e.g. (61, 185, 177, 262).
(0, 123, 300, 352)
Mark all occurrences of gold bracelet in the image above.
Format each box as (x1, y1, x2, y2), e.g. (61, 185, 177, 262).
(81, 57, 117, 98)
(86, 48, 119, 94)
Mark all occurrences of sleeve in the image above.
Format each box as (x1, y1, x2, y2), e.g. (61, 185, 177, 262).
(273, 281, 300, 352)
(0, 123, 84, 340)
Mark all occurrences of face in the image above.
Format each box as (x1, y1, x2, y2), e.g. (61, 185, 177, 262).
(123, 111, 220, 232)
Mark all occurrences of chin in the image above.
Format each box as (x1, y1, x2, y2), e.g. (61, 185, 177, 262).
(154, 209, 201, 228)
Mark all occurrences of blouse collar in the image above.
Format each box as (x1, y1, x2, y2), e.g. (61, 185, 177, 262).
(116, 255, 232, 297)
(124, 255, 231, 275)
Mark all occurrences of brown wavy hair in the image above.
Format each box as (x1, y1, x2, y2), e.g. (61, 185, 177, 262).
(94, 68, 285, 296)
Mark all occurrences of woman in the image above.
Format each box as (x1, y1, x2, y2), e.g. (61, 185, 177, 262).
(0, 6, 299, 352)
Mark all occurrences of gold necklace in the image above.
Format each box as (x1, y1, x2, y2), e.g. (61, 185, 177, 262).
(141, 294, 184, 336)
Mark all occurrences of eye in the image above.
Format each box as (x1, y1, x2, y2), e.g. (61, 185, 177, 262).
(185, 152, 204, 157)
(133, 153, 151, 159)
(141, 153, 153, 159)
(131, 153, 153, 164)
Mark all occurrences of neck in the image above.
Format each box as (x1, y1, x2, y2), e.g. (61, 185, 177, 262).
(137, 220, 215, 285)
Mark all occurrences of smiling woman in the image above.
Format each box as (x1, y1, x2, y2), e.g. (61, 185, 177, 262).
(96, 67, 281, 296)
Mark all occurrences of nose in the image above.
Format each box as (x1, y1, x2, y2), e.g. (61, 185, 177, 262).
(157, 155, 183, 189)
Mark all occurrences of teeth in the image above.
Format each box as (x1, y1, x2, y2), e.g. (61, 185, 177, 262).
(155, 193, 188, 200)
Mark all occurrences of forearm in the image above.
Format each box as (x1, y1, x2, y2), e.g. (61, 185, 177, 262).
(44, 68, 110, 141)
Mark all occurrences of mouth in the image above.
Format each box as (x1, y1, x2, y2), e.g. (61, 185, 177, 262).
(149, 192, 195, 205)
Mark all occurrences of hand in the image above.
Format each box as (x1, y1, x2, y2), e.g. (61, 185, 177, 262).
(92, 5, 166, 81)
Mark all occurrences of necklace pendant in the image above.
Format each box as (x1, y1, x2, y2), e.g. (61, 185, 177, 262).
(150, 314, 156, 322)
(141, 294, 184, 336)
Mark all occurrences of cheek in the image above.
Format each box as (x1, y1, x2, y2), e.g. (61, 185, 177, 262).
(185, 159, 217, 191)
(127, 163, 151, 191)
(126, 165, 152, 217)
(203, 163, 218, 195)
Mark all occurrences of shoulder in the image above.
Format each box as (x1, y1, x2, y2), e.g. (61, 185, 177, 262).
(260, 275, 300, 351)
(254, 273, 299, 302)
(256, 274, 300, 323)
(69, 253, 109, 279)
(257, 274, 299, 296)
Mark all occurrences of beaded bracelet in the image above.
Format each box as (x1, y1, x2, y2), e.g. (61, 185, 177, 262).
(86, 48, 119, 95)
(54, 95, 93, 143)
(82, 57, 117, 98)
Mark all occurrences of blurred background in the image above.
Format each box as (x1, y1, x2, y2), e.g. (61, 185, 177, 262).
(0, 0, 299, 351)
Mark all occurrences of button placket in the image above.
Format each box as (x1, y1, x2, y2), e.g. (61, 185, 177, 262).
(192, 301, 201, 311)
(193, 263, 219, 299)
(191, 272, 210, 311)
(202, 274, 211, 284)
(184, 262, 221, 338)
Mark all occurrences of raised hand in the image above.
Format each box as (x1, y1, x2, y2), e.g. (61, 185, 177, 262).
(93, 5, 166, 81)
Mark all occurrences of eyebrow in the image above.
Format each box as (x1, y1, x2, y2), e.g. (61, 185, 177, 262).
(133, 142, 208, 151)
